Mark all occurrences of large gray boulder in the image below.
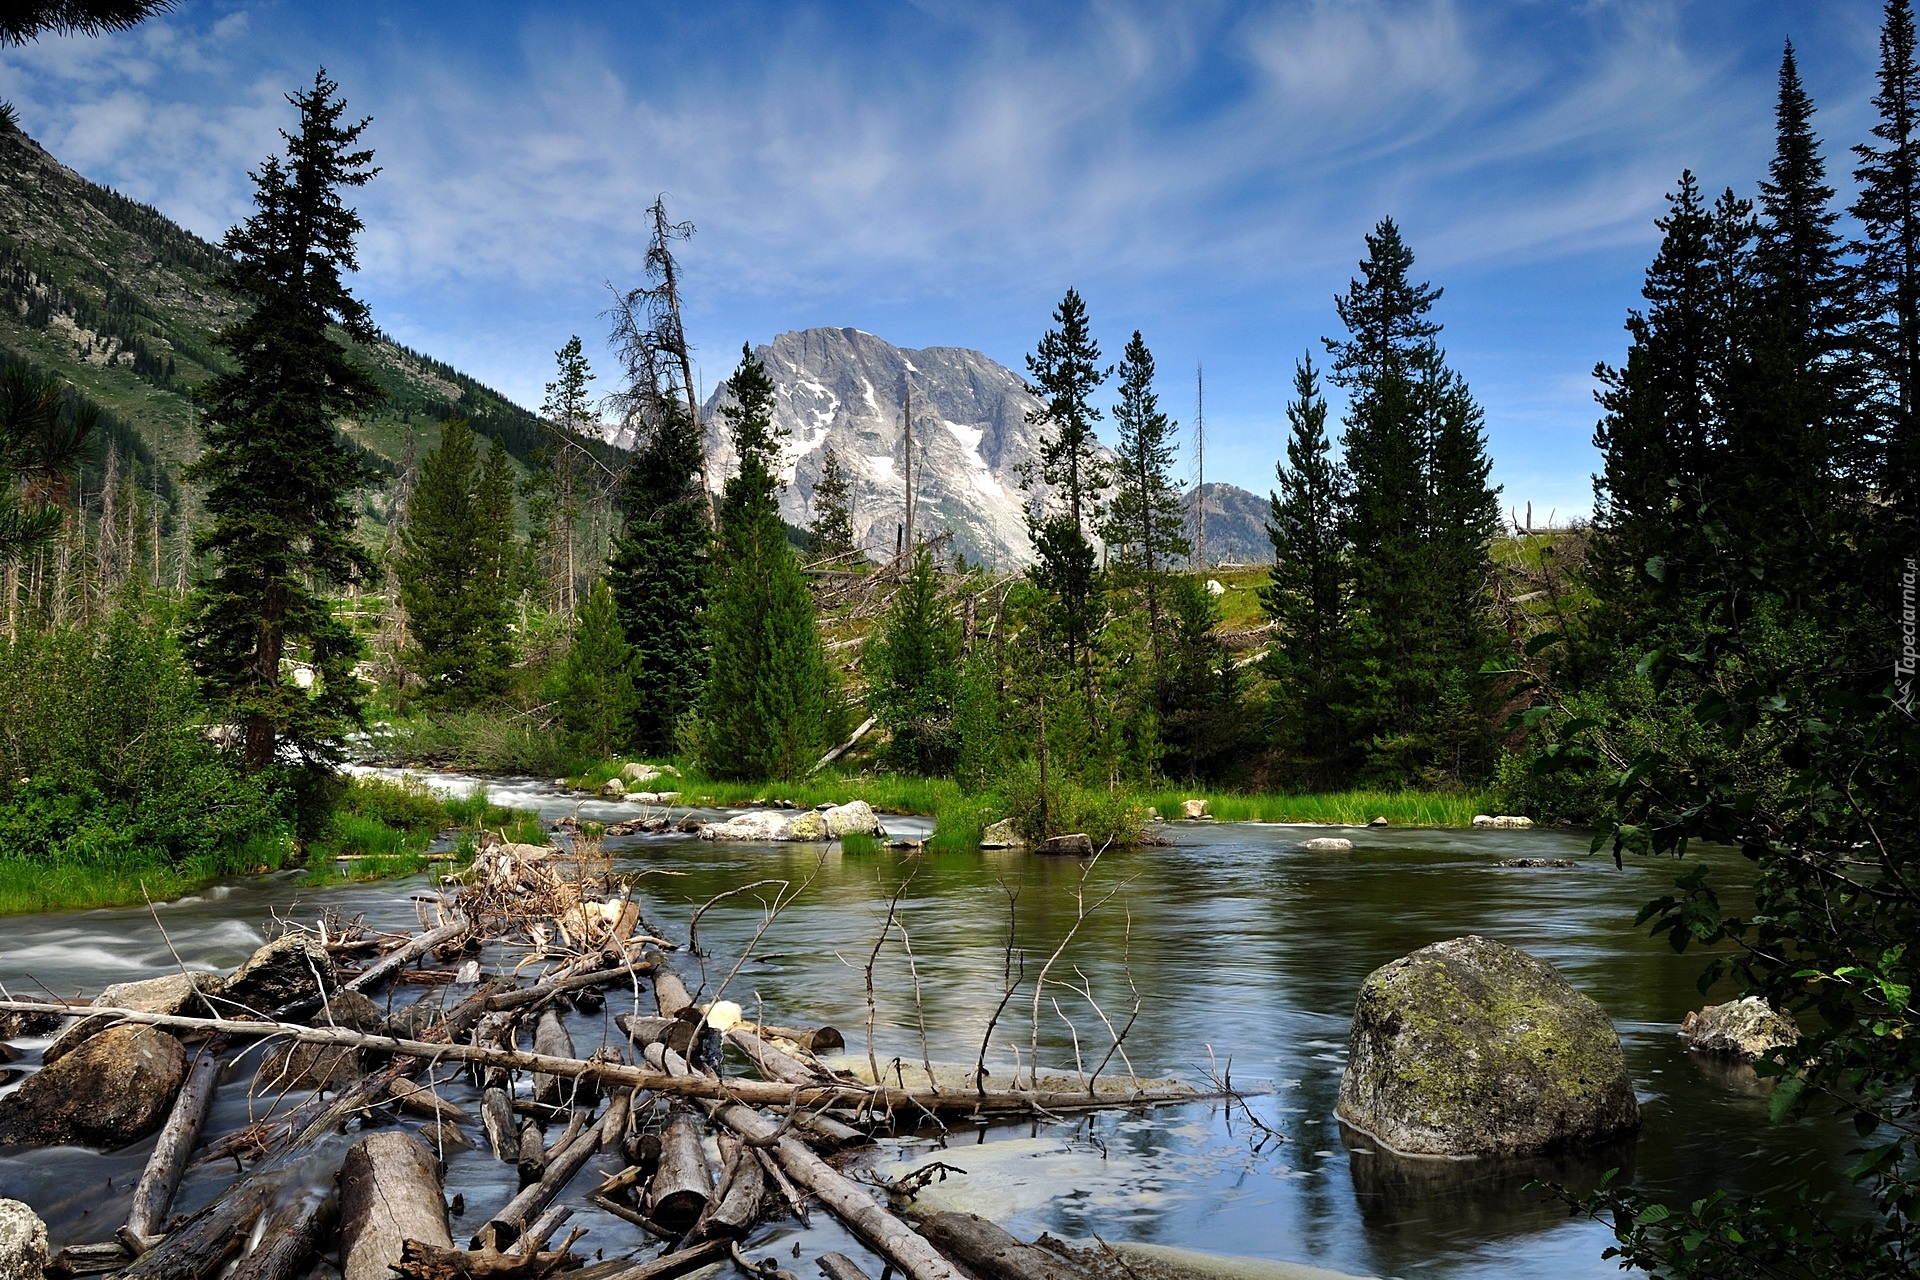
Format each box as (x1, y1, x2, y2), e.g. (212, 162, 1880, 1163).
(697, 809, 831, 842)
(822, 801, 883, 837)
(1337, 935, 1640, 1157)
(0, 1199, 47, 1280)
(224, 934, 337, 1015)
(44, 971, 224, 1064)
(1680, 997, 1799, 1060)
(0, 1023, 186, 1149)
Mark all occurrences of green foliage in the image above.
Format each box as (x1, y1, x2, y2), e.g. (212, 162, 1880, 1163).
(373, 710, 583, 777)
(865, 546, 962, 774)
(1327, 219, 1503, 787)
(1101, 330, 1188, 582)
(1260, 355, 1350, 783)
(950, 653, 1008, 794)
(1156, 574, 1243, 781)
(998, 758, 1147, 847)
(0, 355, 96, 561)
(808, 445, 858, 561)
(395, 418, 517, 705)
(185, 72, 379, 772)
(554, 579, 638, 757)
(1528, 24, 1920, 1274)
(607, 395, 709, 752)
(0, 601, 286, 910)
(693, 348, 837, 781)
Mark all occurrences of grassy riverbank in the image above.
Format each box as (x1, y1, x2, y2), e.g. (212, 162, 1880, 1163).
(561, 756, 1489, 848)
(0, 776, 544, 915)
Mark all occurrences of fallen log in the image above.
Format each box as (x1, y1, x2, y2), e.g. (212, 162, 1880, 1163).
(817, 1254, 874, 1280)
(120, 1045, 223, 1253)
(478, 1090, 631, 1250)
(391, 1078, 470, 1123)
(645, 1111, 711, 1231)
(339, 1131, 454, 1280)
(484, 1087, 519, 1162)
(227, 1182, 338, 1280)
(727, 1026, 821, 1086)
(692, 1140, 764, 1240)
(917, 1213, 1090, 1280)
(120, 1161, 283, 1280)
(274, 914, 471, 1020)
(597, 1238, 731, 1280)
(395, 1237, 587, 1279)
(517, 1117, 548, 1186)
(533, 1008, 575, 1105)
(0, 1001, 1203, 1118)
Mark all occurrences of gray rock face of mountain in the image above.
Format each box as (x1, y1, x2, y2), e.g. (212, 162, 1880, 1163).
(1185, 482, 1271, 567)
(702, 328, 1058, 568)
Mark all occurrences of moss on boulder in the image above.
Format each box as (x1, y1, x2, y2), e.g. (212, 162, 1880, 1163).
(1336, 934, 1639, 1156)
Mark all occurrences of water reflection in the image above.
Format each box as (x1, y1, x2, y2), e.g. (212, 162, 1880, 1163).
(0, 775, 1865, 1279)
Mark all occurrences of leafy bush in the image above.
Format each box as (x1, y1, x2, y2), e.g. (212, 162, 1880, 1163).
(0, 604, 284, 869)
(999, 759, 1147, 846)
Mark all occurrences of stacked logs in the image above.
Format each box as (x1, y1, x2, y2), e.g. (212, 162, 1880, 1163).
(0, 851, 1197, 1280)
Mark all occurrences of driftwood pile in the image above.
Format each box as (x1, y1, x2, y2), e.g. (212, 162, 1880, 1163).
(0, 839, 1198, 1280)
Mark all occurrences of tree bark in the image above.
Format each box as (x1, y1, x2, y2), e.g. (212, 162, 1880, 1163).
(645, 1111, 711, 1231)
(227, 1183, 338, 1280)
(532, 1008, 575, 1105)
(339, 1131, 453, 1280)
(917, 1213, 1092, 1280)
(478, 1090, 630, 1250)
(121, 1046, 223, 1253)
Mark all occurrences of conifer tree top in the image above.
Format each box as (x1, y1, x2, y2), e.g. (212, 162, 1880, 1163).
(1327, 217, 1442, 387)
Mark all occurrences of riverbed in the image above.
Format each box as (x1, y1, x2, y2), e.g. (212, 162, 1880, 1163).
(0, 772, 1861, 1280)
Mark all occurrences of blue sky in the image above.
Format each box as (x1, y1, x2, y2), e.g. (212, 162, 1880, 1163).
(0, 1, 1894, 517)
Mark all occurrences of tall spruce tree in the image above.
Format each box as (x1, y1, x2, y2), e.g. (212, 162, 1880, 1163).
(1326, 219, 1500, 784)
(185, 72, 380, 771)
(554, 579, 637, 758)
(1101, 331, 1188, 647)
(1023, 288, 1108, 718)
(1727, 41, 1854, 584)
(536, 336, 594, 615)
(696, 346, 836, 780)
(1854, 0, 1920, 516)
(808, 446, 858, 560)
(1260, 354, 1350, 781)
(866, 544, 963, 774)
(394, 419, 516, 705)
(607, 394, 709, 752)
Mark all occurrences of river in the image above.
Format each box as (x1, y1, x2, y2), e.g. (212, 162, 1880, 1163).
(0, 772, 1862, 1280)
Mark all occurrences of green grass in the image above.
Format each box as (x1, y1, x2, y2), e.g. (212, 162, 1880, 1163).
(0, 830, 296, 915)
(302, 776, 537, 886)
(1136, 787, 1489, 827)
(839, 830, 885, 855)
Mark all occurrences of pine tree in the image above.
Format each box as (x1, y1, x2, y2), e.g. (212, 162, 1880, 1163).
(1259, 354, 1350, 781)
(606, 395, 709, 752)
(536, 336, 594, 615)
(185, 72, 380, 771)
(394, 419, 515, 705)
(1101, 331, 1188, 644)
(696, 347, 836, 780)
(866, 544, 962, 774)
(554, 579, 637, 758)
(1157, 574, 1241, 782)
(1326, 219, 1500, 785)
(808, 446, 858, 561)
(1854, 0, 1920, 515)
(1726, 41, 1854, 576)
(1023, 288, 1108, 719)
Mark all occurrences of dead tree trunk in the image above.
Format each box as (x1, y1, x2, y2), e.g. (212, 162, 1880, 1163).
(340, 1132, 453, 1280)
(121, 1046, 223, 1253)
(645, 1110, 712, 1230)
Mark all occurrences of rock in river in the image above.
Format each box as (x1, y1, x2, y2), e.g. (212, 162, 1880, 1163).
(698, 808, 831, 842)
(979, 819, 1023, 849)
(1336, 934, 1639, 1157)
(44, 970, 224, 1064)
(1301, 837, 1353, 852)
(0, 1023, 186, 1149)
(1680, 996, 1799, 1060)
(822, 800, 883, 837)
(0, 1199, 48, 1280)
(224, 934, 337, 1015)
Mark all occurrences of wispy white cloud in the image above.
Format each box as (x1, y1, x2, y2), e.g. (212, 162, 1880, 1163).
(0, 0, 1888, 513)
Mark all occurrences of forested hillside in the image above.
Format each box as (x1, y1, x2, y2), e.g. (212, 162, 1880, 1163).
(0, 107, 549, 524)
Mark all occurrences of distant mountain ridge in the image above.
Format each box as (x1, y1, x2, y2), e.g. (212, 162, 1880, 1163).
(702, 327, 1062, 568)
(0, 115, 550, 522)
(702, 327, 1275, 571)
